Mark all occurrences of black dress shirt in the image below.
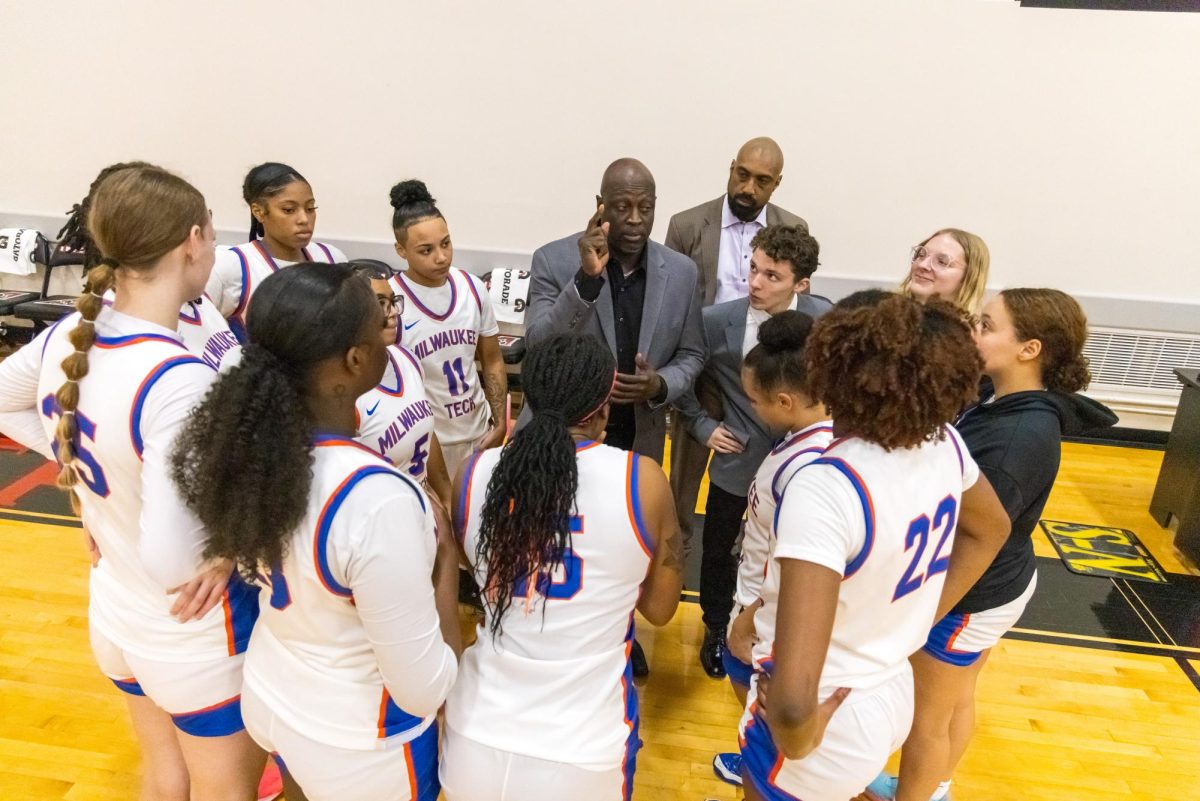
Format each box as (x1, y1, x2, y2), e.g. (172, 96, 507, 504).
(574, 250, 648, 451)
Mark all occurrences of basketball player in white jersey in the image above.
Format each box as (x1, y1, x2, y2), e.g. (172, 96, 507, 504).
(171, 263, 462, 801)
(205, 162, 346, 341)
(0, 165, 265, 801)
(739, 295, 1011, 801)
(709, 310, 833, 787)
(386, 180, 507, 474)
(53, 162, 244, 374)
(441, 333, 683, 801)
(351, 261, 452, 505)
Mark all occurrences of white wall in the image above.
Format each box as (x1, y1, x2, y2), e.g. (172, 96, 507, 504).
(2, 0, 1198, 308)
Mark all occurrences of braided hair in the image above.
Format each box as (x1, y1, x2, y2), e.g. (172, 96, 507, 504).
(171, 263, 378, 575)
(476, 334, 615, 639)
(57, 161, 153, 269)
(54, 165, 207, 494)
(244, 162, 309, 241)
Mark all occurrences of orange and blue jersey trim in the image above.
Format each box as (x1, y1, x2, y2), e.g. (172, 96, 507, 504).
(375, 688, 424, 739)
(377, 349, 406, 396)
(313, 433, 392, 460)
(310, 242, 335, 263)
(809, 456, 876, 580)
(456, 450, 484, 545)
(620, 613, 641, 801)
(574, 438, 601, 453)
(945, 424, 966, 478)
(177, 301, 203, 326)
(463, 271, 484, 314)
(171, 694, 245, 737)
(94, 332, 185, 349)
(313, 462, 426, 597)
(39, 316, 70, 362)
(397, 345, 423, 377)
(625, 452, 654, 558)
(923, 611, 981, 666)
(111, 676, 145, 696)
(769, 423, 833, 456)
(227, 246, 252, 342)
(396, 270, 458, 321)
(220, 573, 260, 656)
(130, 355, 210, 459)
(740, 704, 803, 801)
(770, 446, 828, 505)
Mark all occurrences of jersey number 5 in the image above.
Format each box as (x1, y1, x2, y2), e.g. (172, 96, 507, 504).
(513, 515, 584, 601)
(893, 494, 957, 602)
(40, 394, 111, 497)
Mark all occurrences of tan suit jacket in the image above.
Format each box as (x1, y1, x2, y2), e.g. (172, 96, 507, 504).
(664, 196, 807, 307)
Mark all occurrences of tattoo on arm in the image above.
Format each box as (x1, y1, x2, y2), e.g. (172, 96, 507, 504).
(483, 368, 507, 423)
(661, 526, 684, 571)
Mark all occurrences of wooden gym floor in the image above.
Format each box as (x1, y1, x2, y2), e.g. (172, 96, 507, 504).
(1, 438, 1198, 800)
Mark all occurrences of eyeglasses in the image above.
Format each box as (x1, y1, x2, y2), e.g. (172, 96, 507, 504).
(910, 246, 962, 271)
(377, 294, 405, 317)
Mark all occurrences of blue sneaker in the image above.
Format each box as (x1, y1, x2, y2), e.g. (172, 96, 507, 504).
(864, 772, 898, 801)
(711, 752, 742, 786)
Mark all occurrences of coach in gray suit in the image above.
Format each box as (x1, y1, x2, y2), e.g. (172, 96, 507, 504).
(675, 224, 830, 678)
(663, 137, 809, 561)
(524, 158, 704, 466)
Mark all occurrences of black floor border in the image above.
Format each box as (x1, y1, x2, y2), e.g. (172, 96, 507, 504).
(0, 509, 81, 528)
(1176, 657, 1200, 693)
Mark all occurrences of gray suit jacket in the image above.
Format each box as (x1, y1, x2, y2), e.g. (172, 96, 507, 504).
(523, 233, 705, 464)
(664, 196, 807, 307)
(676, 294, 832, 495)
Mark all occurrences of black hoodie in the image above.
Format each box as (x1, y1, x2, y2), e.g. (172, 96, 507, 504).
(952, 387, 1117, 614)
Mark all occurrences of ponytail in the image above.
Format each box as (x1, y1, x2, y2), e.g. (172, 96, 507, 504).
(476, 334, 614, 639)
(171, 343, 314, 573)
(53, 261, 116, 490)
(52, 163, 206, 493)
(171, 262, 378, 574)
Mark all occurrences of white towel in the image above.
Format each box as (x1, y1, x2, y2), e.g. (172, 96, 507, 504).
(485, 267, 531, 325)
(0, 228, 41, 276)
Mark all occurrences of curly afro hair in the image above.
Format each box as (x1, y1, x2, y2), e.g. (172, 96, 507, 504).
(806, 294, 980, 450)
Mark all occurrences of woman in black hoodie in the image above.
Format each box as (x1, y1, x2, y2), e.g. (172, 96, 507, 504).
(869, 289, 1117, 801)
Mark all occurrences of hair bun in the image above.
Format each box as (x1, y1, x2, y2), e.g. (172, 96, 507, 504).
(390, 180, 435, 210)
(758, 310, 815, 353)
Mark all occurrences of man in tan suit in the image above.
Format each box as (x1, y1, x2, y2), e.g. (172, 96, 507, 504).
(663, 137, 807, 563)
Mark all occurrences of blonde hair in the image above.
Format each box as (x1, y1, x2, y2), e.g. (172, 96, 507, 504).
(53, 165, 207, 493)
(901, 228, 990, 316)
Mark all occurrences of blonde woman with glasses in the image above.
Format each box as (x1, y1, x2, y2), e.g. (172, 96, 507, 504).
(900, 229, 989, 317)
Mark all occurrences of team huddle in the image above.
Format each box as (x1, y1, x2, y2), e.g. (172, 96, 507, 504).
(0, 141, 1116, 801)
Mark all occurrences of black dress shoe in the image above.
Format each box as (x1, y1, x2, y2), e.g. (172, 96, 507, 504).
(630, 638, 650, 678)
(700, 627, 727, 678)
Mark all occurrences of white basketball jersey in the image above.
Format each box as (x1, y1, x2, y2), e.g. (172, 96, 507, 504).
(242, 435, 442, 751)
(391, 268, 498, 446)
(37, 310, 256, 662)
(206, 239, 345, 341)
(355, 345, 436, 484)
(736, 421, 833, 610)
(102, 290, 242, 373)
(448, 441, 653, 769)
(177, 295, 242, 372)
(748, 428, 979, 706)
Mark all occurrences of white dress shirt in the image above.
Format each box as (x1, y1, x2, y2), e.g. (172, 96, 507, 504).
(715, 197, 768, 305)
(744, 294, 799, 360)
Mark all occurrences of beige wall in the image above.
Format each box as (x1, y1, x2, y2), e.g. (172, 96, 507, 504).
(2, 0, 1198, 304)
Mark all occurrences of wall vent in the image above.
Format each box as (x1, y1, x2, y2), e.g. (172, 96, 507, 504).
(1081, 327, 1200, 426)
